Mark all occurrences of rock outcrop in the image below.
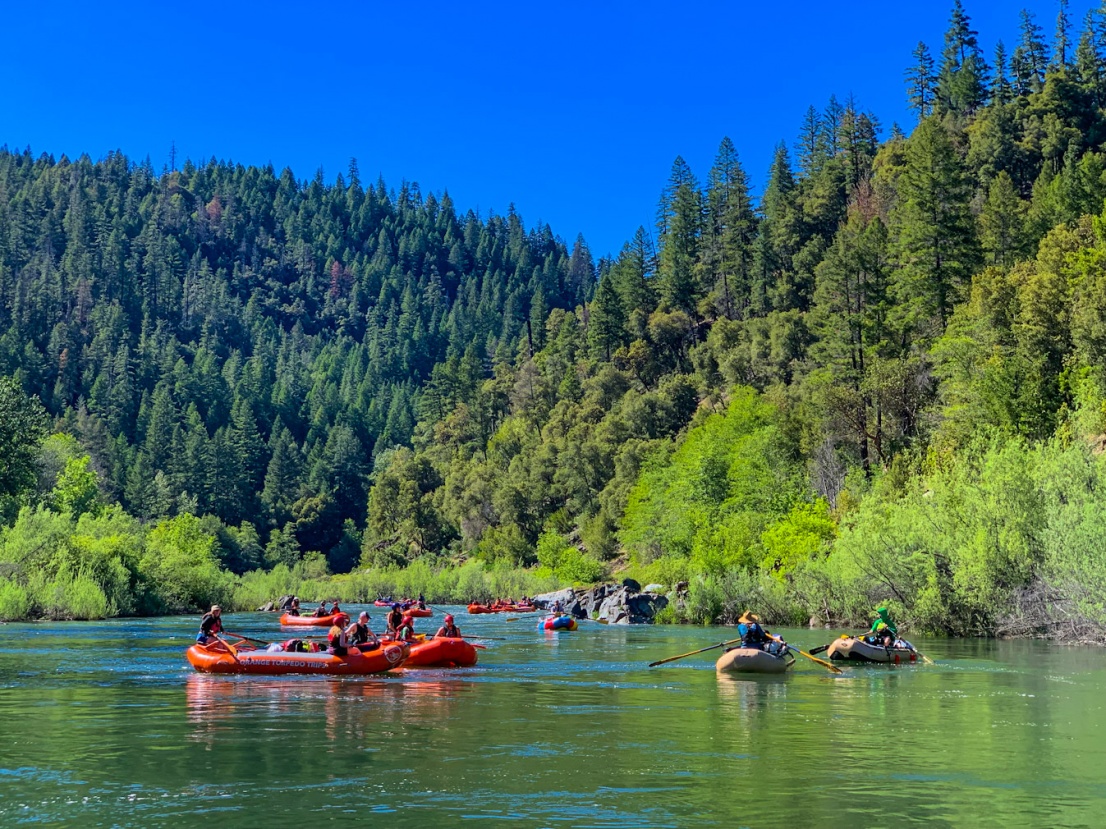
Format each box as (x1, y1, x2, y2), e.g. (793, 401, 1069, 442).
(532, 583, 668, 625)
(259, 595, 297, 612)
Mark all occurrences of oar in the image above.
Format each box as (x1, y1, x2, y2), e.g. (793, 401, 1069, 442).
(770, 635, 842, 674)
(809, 634, 852, 655)
(223, 631, 271, 647)
(216, 634, 240, 662)
(472, 643, 488, 650)
(649, 637, 744, 668)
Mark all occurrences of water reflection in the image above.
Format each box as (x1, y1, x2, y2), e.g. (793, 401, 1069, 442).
(185, 675, 472, 746)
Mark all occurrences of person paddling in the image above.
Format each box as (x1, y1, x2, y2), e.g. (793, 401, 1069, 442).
(435, 614, 461, 639)
(733, 611, 788, 656)
(196, 605, 224, 644)
(347, 611, 379, 649)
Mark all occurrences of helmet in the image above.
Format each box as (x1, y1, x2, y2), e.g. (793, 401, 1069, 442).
(444, 614, 454, 623)
(392, 603, 401, 610)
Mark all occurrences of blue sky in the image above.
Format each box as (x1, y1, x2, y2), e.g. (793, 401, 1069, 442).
(0, 1, 1097, 256)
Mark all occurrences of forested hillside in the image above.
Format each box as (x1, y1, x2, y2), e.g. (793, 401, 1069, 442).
(3, 2, 1106, 636)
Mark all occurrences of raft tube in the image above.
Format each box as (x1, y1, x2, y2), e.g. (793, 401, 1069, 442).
(825, 637, 918, 664)
(406, 607, 433, 618)
(373, 601, 392, 607)
(403, 637, 478, 668)
(279, 612, 349, 627)
(715, 647, 792, 674)
(542, 615, 577, 631)
(186, 639, 409, 675)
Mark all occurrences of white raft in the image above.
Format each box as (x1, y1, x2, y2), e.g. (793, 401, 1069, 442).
(715, 647, 793, 674)
(825, 637, 918, 664)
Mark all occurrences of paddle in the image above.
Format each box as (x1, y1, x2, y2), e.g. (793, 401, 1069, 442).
(472, 643, 488, 650)
(769, 635, 842, 674)
(648, 637, 744, 668)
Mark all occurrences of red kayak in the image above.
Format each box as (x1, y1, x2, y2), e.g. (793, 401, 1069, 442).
(402, 637, 479, 668)
(280, 612, 349, 627)
(186, 638, 409, 675)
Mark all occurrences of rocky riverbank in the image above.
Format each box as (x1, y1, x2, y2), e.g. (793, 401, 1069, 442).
(532, 580, 670, 624)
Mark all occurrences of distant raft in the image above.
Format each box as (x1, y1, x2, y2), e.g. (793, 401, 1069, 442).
(825, 637, 918, 664)
(715, 647, 793, 674)
(186, 639, 409, 675)
(279, 612, 349, 627)
(541, 615, 577, 631)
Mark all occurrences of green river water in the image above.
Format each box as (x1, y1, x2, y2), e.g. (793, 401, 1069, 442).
(1, 608, 1104, 828)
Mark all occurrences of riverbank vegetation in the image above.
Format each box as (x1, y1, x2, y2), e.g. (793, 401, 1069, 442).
(2, 3, 1106, 637)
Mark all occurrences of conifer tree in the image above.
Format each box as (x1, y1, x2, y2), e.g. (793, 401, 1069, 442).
(906, 42, 937, 121)
(936, 0, 988, 116)
(655, 157, 702, 316)
(890, 117, 980, 333)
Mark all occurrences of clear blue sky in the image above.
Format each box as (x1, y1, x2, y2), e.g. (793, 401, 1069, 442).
(0, 1, 1095, 256)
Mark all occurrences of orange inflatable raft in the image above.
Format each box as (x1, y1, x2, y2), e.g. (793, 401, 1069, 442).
(186, 638, 409, 675)
(279, 612, 349, 627)
(406, 607, 433, 618)
(402, 637, 479, 668)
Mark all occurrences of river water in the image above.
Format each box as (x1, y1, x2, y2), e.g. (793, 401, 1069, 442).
(1, 608, 1104, 828)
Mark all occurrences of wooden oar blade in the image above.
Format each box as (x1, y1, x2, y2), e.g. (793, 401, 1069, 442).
(648, 638, 742, 668)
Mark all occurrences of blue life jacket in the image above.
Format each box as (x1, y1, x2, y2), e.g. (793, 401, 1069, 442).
(738, 622, 768, 648)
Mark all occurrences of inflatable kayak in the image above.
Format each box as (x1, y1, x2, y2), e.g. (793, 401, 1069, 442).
(403, 637, 478, 668)
(280, 612, 349, 627)
(186, 639, 409, 675)
(826, 636, 918, 664)
(715, 647, 793, 674)
(542, 615, 577, 631)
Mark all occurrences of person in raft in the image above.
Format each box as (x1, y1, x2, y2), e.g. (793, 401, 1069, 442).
(865, 606, 898, 647)
(434, 614, 461, 639)
(327, 620, 353, 656)
(734, 611, 788, 656)
(417, 593, 426, 609)
(288, 597, 301, 616)
(386, 603, 405, 635)
(330, 601, 342, 616)
(197, 605, 224, 644)
(312, 601, 328, 617)
(347, 611, 380, 649)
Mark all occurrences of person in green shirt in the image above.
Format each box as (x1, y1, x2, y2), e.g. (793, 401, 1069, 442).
(867, 606, 897, 646)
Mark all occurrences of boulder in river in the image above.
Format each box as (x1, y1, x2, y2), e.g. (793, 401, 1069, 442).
(532, 583, 668, 625)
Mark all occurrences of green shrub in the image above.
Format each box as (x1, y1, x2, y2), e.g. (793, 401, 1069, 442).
(0, 578, 31, 620)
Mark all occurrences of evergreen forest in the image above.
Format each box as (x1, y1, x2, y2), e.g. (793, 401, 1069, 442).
(3, 1, 1106, 638)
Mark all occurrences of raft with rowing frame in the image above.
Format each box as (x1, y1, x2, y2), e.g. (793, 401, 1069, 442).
(825, 636, 918, 664)
(715, 647, 793, 674)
